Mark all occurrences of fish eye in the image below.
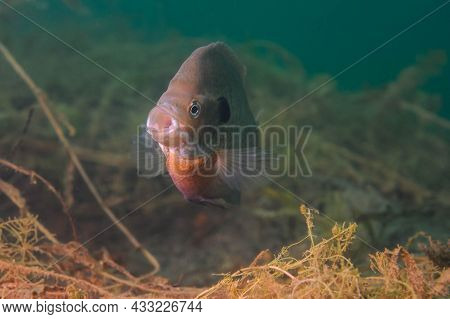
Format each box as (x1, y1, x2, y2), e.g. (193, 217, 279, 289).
(189, 100, 201, 118)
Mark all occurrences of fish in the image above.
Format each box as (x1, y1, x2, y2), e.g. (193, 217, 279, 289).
(146, 42, 262, 208)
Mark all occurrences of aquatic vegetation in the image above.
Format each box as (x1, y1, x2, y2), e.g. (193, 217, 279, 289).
(196, 205, 448, 298)
(0, 30, 449, 285)
(0, 206, 447, 298)
(0, 215, 202, 298)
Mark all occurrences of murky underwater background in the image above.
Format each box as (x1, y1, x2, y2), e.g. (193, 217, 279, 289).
(0, 0, 449, 285)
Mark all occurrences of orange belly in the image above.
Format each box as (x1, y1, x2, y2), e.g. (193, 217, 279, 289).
(166, 152, 218, 200)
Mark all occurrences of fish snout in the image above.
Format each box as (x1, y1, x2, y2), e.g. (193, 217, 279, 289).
(147, 107, 173, 133)
(147, 106, 186, 147)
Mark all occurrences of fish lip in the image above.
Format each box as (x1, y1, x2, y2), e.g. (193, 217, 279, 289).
(148, 126, 210, 158)
(147, 122, 193, 147)
(146, 106, 182, 146)
(147, 123, 177, 140)
(147, 126, 178, 146)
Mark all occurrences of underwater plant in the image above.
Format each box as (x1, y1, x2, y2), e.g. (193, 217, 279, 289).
(0, 204, 447, 298)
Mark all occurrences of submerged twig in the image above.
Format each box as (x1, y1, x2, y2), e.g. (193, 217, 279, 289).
(4, 137, 131, 168)
(0, 260, 112, 298)
(0, 158, 77, 240)
(8, 105, 34, 159)
(0, 42, 160, 273)
(0, 178, 58, 243)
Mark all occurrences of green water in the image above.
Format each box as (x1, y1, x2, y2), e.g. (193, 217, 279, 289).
(15, 0, 449, 117)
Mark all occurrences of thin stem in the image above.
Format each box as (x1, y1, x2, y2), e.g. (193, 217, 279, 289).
(0, 42, 160, 273)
